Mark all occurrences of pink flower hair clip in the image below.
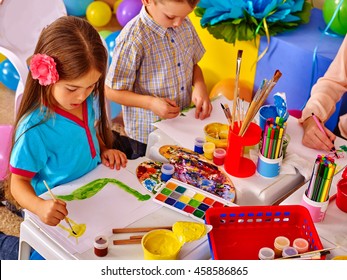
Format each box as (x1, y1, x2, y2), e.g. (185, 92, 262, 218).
(30, 54, 59, 86)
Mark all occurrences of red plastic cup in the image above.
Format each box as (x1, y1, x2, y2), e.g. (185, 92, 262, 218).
(336, 179, 347, 213)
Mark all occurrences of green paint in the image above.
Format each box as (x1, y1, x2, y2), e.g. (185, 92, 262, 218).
(339, 145, 347, 152)
(161, 188, 172, 196)
(56, 178, 151, 202)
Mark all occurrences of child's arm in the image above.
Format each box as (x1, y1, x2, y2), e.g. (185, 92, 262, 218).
(191, 64, 212, 120)
(97, 133, 127, 169)
(10, 174, 68, 226)
(105, 86, 180, 119)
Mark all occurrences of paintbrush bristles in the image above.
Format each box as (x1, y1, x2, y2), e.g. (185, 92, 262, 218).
(232, 49, 243, 129)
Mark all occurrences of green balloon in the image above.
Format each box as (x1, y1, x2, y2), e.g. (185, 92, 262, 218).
(98, 30, 112, 39)
(323, 0, 347, 36)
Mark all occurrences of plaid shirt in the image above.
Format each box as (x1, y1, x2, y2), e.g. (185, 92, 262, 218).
(106, 6, 205, 144)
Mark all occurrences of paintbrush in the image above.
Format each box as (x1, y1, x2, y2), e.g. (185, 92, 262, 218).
(43, 180, 77, 235)
(276, 246, 338, 260)
(220, 103, 232, 125)
(231, 50, 243, 129)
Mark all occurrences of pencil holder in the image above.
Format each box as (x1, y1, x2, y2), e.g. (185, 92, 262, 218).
(301, 192, 329, 223)
(224, 122, 262, 178)
(257, 153, 282, 179)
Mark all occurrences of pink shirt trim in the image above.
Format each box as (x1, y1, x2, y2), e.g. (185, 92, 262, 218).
(10, 165, 36, 178)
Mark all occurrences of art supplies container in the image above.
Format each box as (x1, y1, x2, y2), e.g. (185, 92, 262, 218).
(224, 121, 262, 178)
(203, 142, 215, 160)
(257, 153, 282, 178)
(94, 235, 109, 257)
(194, 137, 205, 154)
(274, 236, 290, 257)
(282, 134, 290, 159)
(293, 237, 309, 253)
(301, 192, 329, 223)
(205, 205, 324, 260)
(258, 247, 275, 260)
(336, 178, 347, 213)
(259, 105, 278, 130)
(213, 148, 226, 166)
(161, 163, 175, 182)
(142, 229, 182, 260)
(204, 122, 229, 148)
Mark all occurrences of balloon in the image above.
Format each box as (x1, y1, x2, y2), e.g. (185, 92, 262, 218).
(323, 0, 347, 36)
(0, 53, 6, 63)
(116, 0, 142, 27)
(99, 30, 112, 39)
(0, 125, 13, 180)
(113, 0, 123, 14)
(86, 1, 112, 27)
(105, 31, 121, 64)
(209, 78, 253, 102)
(63, 0, 93, 16)
(0, 59, 20, 91)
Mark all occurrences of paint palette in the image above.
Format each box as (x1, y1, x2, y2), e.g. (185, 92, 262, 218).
(153, 179, 237, 221)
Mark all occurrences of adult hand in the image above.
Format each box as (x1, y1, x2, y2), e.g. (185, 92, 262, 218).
(302, 116, 336, 151)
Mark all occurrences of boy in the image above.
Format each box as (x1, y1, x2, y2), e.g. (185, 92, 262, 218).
(106, 0, 212, 159)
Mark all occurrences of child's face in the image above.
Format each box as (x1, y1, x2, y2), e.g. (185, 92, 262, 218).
(145, 0, 195, 28)
(52, 68, 101, 113)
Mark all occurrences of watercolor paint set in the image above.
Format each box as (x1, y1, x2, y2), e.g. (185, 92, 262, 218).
(153, 179, 237, 221)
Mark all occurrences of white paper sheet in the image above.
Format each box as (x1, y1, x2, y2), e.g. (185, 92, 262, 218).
(25, 165, 161, 254)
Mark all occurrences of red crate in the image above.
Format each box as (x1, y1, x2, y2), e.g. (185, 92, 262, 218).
(205, 205, 324, 260)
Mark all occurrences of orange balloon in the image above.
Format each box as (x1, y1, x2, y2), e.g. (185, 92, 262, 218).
(209, 78, 253, 102)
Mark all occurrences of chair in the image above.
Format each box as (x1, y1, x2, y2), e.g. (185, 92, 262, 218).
(0, 0, 67, 117)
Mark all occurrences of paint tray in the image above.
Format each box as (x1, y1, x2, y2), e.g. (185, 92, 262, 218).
(205, 205, 324, 260)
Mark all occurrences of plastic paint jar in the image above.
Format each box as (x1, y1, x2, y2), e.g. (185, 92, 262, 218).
(194, 137, 205, 154)
(282, 246, 298, 258)
(203, 142, 215, 160)
(161, 163, 175, 182)
(293, 238, 309, 254)
(213, 148, 226, 166)
(258, 247, 275, 260)
(94, 235, 109, 257)
(274, 236, 290, 258)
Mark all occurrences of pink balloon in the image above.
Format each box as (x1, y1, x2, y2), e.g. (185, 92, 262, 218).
(0, 125, 13, 180)
(116, 0, 142, 27)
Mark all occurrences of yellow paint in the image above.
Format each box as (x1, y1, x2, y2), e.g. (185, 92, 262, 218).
(189, 12, 259, 94)
(203, 142, 215, 160)
(58, 217, 86, 243)
(193, 193, 205, 202)
(142, 230, 182, 260)
(179, 195, 190, 204)
(204, 122, 229, 148)
(172, 221, 207, 243)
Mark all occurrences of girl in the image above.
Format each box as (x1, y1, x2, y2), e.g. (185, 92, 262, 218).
(9, 16, 127, 231)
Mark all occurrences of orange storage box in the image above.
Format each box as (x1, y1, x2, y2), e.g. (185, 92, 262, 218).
(205, 205, 324, 260)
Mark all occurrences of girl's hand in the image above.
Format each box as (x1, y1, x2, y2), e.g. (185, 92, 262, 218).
(302, 116, 336, 151)
(37, 198, 68, 226)
(149, 97, 180, 119)
(101, 149, 127, 170)
(192, 87, 212, 120)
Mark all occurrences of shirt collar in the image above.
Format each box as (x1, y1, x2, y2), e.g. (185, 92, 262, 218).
(140, 5, 168, 38)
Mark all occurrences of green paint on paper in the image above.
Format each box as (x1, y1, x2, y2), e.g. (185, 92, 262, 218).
(339, 145, 347, 152)
(56, 178, 151, 202)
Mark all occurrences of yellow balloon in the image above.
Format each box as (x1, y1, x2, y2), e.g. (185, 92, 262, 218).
(113, 0, 123, 14)
(0, 53, 6, 63)
(209, 78, 253, 102)
(86, 1, 112, 27)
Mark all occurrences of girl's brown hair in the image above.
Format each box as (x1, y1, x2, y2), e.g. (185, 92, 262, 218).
(15, 16, 112, 147)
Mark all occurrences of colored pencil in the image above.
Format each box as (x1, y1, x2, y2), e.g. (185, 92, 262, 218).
(43, 180, 77, 235)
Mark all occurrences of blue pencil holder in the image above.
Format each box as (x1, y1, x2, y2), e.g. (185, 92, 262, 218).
(259, 105, 278, 131)
(257, 153, 282, 178)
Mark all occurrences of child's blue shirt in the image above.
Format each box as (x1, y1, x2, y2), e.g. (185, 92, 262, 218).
(10, 95, 100, 196)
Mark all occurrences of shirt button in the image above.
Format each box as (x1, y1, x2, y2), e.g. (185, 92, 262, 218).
(181, 86, 184, 91)
(171, 39, 174, 43)
(177, 62, 181, 67)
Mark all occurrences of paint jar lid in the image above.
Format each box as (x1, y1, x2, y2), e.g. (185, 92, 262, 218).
(194, 137, 205, 147)
(258, 247, 275, 260)
(293, 238, 309, 253)
(94, 235, 109, 250)
(161, 163, 175, 175)
(203, 142, 215, 153)
(282, 246, 298, 258)
(274, 236, 290, 251)
(213, 148, 226, 158)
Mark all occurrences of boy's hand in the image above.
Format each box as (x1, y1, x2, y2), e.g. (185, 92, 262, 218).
(101, 149, 127, 170)
(150, 97, 180, 119)
(192, 88, 212, 120)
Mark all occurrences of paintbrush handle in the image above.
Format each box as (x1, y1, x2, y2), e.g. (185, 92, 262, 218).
(113, 239, 142, 245)
(112, 226, 172, 234)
